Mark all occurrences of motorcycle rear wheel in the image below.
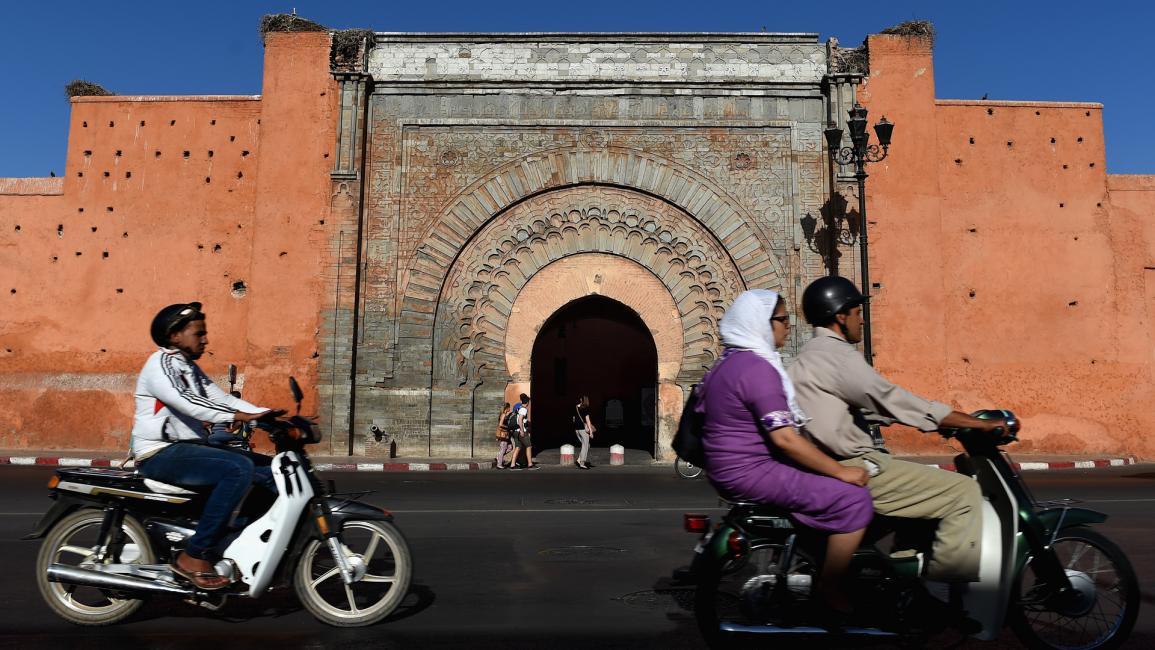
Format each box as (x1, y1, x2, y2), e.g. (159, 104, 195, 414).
(675, 457, 704, 480)
(694, 542, 817, 647)
(1009, 527, 1139, 650)
(294, 519, 412, 627)
(35, 508, 155, 626)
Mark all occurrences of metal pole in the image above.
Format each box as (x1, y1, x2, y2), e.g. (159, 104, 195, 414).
(856, 167, 873, 366)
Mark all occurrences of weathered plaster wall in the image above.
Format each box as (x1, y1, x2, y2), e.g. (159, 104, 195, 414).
(859, 33, 1155, 457)
(0, 32, 336, 451)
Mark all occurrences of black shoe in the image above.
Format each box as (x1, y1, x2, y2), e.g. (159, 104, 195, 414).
(509, 465, 523, 471)
(578, 464, 590, 470)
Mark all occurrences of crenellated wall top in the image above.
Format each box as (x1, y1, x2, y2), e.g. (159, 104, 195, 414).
(367, 33, 827, 85)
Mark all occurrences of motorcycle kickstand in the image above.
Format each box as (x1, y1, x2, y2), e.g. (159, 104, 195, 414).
(184, 593, 230, 611)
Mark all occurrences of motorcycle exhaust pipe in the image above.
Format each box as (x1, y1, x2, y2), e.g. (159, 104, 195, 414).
(720, 622, 900, 637)
(47, 564, 195, 597)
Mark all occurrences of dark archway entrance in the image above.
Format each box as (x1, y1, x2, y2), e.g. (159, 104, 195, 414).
(530, 295, 658, 456)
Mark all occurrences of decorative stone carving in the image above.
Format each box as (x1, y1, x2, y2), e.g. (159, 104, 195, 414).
(436, 186, 751, 385)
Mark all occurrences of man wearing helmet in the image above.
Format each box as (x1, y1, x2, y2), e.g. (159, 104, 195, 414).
(131, 302, 283, 590)
(788, 277, 1008, 583)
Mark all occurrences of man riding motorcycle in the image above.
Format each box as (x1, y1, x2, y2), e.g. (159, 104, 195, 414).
(788, 277, 1009, 584)
(131, 302, 283, 590)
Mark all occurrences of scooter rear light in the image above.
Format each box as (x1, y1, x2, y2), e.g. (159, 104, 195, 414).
(46, 475, 60, 489)
(684, 513, 711, 533)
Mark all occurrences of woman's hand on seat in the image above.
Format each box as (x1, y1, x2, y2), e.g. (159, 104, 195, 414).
(835, 466, 869, 487)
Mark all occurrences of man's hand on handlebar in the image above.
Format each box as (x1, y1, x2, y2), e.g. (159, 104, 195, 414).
(234, 409, 288, 423)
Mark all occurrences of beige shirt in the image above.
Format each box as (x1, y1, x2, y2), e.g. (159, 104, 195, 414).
(787, 327, 953, 459)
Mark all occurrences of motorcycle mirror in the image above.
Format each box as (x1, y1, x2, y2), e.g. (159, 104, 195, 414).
(289, 376, 303, 413)
(227, 364, 237, 387)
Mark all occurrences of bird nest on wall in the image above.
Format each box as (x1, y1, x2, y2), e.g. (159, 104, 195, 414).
(332, 29, 376, 69)
(880, 20, 936, 46)
(258, 13, 326, 43)
(65, 80, 114, 99)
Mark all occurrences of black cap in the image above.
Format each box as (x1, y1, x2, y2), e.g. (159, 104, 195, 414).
(801, 277, 865, 326)
(149, 302, 204, 347)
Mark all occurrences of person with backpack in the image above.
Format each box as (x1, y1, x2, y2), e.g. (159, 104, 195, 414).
(493, 402, 513, 469)
(506, 394, 539, 470)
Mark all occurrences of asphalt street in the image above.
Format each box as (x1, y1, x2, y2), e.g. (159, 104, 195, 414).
(0, 463, 1152, 649)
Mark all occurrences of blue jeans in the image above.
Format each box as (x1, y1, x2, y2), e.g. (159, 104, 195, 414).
(138, 442, 276, 559)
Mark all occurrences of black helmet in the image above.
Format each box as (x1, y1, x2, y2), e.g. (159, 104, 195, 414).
(801, 277, 865, 326)
(149, 302, 204, 347)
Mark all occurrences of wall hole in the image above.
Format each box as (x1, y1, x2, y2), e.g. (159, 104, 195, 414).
(170, 120, 176, 126)
(155, 150, 161, 158)
(205, 177, 211, 184)
(78, 207, 84, 213)
(256, 119, 260, 124)
(83, 150, 92, 157)
(1077, 137, 1084, 143)
(241, 150, 250, 157)
(1062, 164, 1068, 169)
(57, 224, 63, 237)
(122, 232, 128, 238)
(210, 119, 216, 125)
(1059, 203, 1065, 208)
(968, 137, 974, 144)
(987, 108, 994, 116)
(114, 150, 122, 157)
(968, 227, 977, 233)
(52, 256, 58, 262)
(103, 171, 110, 177)
(1006, 141, 1013, 147)
(1035, 110, 1041, 116)
(229, 135, 235, 142)
(75, 251, 82, 256)
(10, 288, 15, 294)
(1050, 137, 1056, 144)
(208, 150, 214, 158)
(213, 244, 222, 252)
(236, 171, 243, 179)
(116, 288, 123, 293)
(106, 206, 114, 212)
(100, 348, 106, 353)
(279, 251, 287, 257)
(1074, 236, 1079, 241)
(82, 121, 88, 127)
(954, 158, 963, 165)
(1068, 300, 1078, 307)
(108, 121, 114, 127)
(13, 225, 19, 231)
(318, 219, 325, 225)
(139, 120, 145, 127)
(125, 171, 132, 178)
(77, 172, 83, 178)
(1096, 203, 1102, 207)
(197, 244, 204, 250)
(968, 290, 976, 298)
(1085, 111, 1090, 117)
(183, 151, 190, 158)
(91, 226, 97, 232)
(231, 280, 247, 297)
(1089, 162, 1096, 168)
(102, 251, 109, 258)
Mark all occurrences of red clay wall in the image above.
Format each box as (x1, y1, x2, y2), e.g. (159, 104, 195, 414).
(0, 32, 336, 451)
(860, 34, 1155, 457)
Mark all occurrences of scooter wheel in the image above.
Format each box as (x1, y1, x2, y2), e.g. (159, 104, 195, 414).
(294, 519, 412, 627)
(1009, 527, 1139, 650)
(35, 508, 155, 626)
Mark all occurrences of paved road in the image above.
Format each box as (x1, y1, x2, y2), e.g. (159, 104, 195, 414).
(1, 464, 1152, 649)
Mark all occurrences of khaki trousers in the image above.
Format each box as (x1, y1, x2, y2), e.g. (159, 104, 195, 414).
(841, 451, 983, 581)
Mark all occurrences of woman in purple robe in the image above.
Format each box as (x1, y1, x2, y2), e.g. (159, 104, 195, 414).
(697, 289, 872, 613)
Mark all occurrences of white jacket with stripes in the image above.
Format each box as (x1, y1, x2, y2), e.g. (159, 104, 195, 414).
(131, 348, 265, 459)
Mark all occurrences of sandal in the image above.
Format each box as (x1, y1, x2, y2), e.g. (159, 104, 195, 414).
(171, 560, 230, 591)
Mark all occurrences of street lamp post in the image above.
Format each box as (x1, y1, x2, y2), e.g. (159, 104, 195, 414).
(824, 103, 894, 366)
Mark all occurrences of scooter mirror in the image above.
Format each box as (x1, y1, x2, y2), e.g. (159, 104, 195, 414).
(228, 364, 237, 387)
(289, 376, 303, 405)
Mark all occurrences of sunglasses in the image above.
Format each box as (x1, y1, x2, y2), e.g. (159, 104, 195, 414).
(770, 315, 790, 324)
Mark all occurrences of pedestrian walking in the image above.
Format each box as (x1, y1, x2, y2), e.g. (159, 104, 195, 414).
(573, 395, 595, 469)
(494, 402, 513, 469)
(507, 394, 539, 470)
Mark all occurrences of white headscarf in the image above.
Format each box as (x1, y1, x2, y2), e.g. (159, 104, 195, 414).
(718, 289, 809, 425)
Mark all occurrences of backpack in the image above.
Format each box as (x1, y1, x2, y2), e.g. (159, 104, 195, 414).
(504, 406, 522, 432)
(671, 385, 706, 466)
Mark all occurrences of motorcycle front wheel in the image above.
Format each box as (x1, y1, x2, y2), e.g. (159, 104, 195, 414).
(675, 457, 704, 480)
(294, 519, 412, 627)
(1009, 527, 1139, 650)
(35, 508, 155, 626)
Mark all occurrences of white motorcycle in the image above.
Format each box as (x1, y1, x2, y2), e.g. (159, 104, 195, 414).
(26, 378, 411, 627)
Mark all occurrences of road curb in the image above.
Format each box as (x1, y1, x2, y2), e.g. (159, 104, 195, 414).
(0, 455, 1139, 473)
(923, 457, 1139, 472)
(0, 456, 485, 472)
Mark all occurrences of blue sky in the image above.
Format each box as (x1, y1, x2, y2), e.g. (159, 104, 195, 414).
(1, 0, 1151, 177)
